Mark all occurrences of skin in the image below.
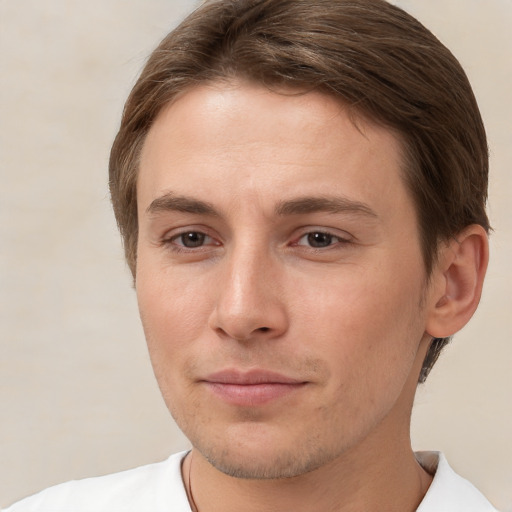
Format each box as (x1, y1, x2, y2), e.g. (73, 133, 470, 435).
(135, 81, 486, 511)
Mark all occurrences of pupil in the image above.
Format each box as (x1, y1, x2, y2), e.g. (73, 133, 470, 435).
(182, 232, 205, 248)
(308, 232, 332, 248)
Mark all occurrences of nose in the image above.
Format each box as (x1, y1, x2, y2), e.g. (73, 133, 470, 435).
(208, 243, 288, 342)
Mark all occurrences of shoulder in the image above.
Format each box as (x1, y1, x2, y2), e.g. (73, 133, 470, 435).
(2, 451, 191, 512)
(416, 451, 499, 512)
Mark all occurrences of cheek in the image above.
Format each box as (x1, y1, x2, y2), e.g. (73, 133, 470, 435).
(135, 270, 205, 415)
(137, 262, 210, 333)
(135, 263, 214, 385)
(295, 262, 425, 378)
(298, 262, 417, 324)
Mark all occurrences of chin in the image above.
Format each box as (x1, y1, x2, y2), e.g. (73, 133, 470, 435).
(190, 426, 338, 480)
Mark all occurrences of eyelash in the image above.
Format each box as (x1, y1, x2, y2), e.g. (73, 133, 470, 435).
(162, 228, 352, 253)
(293, 231, 352, 249)
(164, 231, 220, 252)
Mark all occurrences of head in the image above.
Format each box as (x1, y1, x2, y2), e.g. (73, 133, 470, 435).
(109, 0, 489, 475)
(109, 0, 489, 383)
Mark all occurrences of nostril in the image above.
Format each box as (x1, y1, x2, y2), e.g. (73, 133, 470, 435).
(258, 327, 270, 332)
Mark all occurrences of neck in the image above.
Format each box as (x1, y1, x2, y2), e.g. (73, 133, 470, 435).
(182, 429, 432, 512)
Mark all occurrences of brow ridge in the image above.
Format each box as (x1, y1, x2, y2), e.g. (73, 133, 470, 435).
(275, 196, 377, 217)
(146, 193, 218, 216)
(146, 193, 377, 219)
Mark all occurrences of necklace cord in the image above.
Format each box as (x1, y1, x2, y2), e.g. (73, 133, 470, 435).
(187, 451, 199, 512)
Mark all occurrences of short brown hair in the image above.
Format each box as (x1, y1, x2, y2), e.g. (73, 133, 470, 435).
(109, 0, 489, 381)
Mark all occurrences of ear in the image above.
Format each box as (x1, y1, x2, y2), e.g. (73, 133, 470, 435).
(425, 225, 489, 338)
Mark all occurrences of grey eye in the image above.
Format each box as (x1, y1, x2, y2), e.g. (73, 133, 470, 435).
(179, 232, 206, 248)
(306, 232, 333, 248)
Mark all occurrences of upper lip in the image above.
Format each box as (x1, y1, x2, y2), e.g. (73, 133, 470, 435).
(203, 369, 305, 385)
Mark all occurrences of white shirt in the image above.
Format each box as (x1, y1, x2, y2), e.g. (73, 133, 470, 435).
(2, 451, 499, 511)
(415, 451, 498, 512)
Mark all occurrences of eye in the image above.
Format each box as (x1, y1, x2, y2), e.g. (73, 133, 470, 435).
(170, 231, 215, 249)
(295, 231, 349, 249)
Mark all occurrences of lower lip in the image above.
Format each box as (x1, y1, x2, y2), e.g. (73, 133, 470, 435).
(205, 382, 306, 406)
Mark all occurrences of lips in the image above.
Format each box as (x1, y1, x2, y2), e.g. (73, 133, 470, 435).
(202, 369, 307, 406)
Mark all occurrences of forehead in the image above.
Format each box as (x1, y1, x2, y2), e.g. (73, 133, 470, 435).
(143, 81, 402, 155)
(138, 81, 409, 219)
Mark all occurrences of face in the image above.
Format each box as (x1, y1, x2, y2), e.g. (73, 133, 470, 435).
(136, 82, 433, 479)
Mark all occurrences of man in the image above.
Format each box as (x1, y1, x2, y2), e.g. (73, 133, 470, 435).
(4, 0, 498, 510)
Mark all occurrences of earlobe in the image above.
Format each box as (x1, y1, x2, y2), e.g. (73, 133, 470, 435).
(426, 225, 489, 338)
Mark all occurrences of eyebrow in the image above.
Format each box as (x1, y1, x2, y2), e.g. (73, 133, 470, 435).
(146, 192, 378, 219)
(275, 196, 378, 218)
(146, 193, 218, 216)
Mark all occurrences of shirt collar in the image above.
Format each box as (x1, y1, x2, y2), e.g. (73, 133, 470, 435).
(415, 451, 497, 511)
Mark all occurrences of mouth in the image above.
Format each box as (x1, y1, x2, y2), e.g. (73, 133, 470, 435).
(201, 369, 308, 406)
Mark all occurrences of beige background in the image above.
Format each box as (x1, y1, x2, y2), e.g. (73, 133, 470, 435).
(1, 0, 510, 509)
